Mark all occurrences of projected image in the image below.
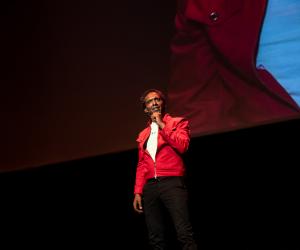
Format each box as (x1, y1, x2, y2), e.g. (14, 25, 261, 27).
(167, 0, 300, 136)
(5, 0, 299, 172)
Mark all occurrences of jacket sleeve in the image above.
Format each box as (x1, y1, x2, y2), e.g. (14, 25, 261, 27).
(133, 141, 147, 194)
(160, 118, 190, 154)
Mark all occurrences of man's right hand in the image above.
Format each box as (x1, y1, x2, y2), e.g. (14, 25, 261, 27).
(133, 193, 143, 213)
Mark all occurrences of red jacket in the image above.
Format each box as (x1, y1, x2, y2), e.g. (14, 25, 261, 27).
(134, 114, 190, 194)
(169, 0, 300, 136)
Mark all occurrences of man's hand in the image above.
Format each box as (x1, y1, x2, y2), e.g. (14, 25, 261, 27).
(151, 111, 165, 129)
(133, 193, 143, 213)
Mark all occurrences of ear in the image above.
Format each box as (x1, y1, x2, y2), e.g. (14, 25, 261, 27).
(144, 107, 149, 114)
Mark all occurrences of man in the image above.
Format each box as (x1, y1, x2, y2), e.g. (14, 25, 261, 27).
(133, 89, 198, 250)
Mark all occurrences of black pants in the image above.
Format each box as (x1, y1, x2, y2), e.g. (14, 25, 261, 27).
(143, 176, 198, 250)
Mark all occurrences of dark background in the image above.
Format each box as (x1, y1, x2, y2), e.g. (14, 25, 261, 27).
(3, 0, 175, 171)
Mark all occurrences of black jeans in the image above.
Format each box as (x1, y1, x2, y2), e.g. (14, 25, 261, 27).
(143, 176, 197, 250)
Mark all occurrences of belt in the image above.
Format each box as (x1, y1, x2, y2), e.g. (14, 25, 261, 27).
(146, 176, 181, 183)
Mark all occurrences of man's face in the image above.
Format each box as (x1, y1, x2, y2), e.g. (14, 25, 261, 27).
(144, 92, 164, 115)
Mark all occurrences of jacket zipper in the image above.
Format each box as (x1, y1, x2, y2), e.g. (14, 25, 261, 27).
(154, 161, 157, 179)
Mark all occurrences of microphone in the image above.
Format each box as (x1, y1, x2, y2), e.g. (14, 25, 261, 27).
(145, 106, 161, 122)
(151, 107, 161, 123)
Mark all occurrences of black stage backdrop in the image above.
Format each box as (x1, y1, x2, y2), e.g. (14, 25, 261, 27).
(1, 118, 299, 249)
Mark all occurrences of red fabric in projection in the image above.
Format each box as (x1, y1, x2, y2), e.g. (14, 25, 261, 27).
(168, 0, 300, 136)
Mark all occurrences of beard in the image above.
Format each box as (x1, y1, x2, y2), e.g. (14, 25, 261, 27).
(151, 106, 161, 113)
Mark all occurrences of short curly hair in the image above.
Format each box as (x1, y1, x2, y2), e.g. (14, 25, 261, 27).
(140, 89, 166, 110)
